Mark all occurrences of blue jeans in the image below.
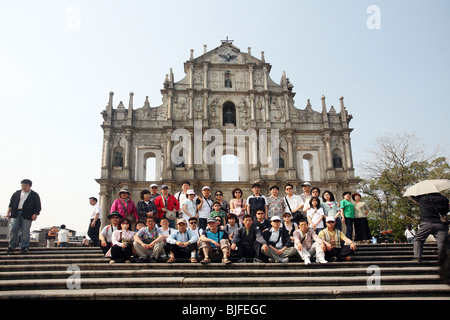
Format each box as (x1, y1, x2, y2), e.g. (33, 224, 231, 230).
(9, 211, 33, 250)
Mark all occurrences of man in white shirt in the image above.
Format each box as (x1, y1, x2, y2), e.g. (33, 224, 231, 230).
(87, 197, 102, 247)
(283, 184, 304, 223)
(196, 186, 213, 230)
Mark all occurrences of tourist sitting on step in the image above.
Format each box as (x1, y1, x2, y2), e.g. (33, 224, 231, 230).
(166, 218, 199, 263)
(318, 216, 356, 262)
(198, 217, 231, 264)
(108, 218, 135, 263)
(293, 218, 327, 265)
(261, 216, 297, 263)
(231, 214, 268, 263)
(99, 211, 122, 256)
(133, 216, 165, 263)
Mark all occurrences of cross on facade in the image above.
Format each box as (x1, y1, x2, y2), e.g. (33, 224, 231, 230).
(221, 36, 234, 44)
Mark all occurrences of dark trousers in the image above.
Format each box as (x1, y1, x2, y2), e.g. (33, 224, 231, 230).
(235, 241, 263, 260)
(414, 221, 449, 263)
(325, 246, 354, 261)
(165, 242, 198, 258)
(345, 217, 354, 240)
(111, 244, 133, 261)
(87, 219, 101, 247)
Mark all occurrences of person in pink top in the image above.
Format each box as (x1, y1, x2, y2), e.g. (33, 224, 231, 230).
(110, 188, 138, 230)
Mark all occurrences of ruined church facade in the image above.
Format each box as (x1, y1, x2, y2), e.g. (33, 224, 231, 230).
(96, 41, 358, 226)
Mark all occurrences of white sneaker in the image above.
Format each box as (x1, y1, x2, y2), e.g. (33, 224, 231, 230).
(317, 256, 328, 264)
(304, 257, 311, 265)
(279, 257, 289, 263)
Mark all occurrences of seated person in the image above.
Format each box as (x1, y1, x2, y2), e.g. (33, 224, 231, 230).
(318, 216, 357, 262)
(133, 216, 165, 263)
(292, 218, 327, 265)
(198, 217, 231, 264)
(231, 214, 268, 263)
(99, 211, 122, 255)
(261, 216, 297, 263)
(108, 218, 135, 263)
(166, 218, 199, 263)
(253, 209, 271, 233)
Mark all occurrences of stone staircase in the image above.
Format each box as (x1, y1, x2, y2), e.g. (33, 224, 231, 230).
(0, 243, 448, 300)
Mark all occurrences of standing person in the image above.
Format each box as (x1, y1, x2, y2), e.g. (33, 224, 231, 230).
(174, 181, 193, 208)
(321, 190, 342, 231)
(196, 186, 213, 231)
(318, 216, 357, 262)
(149, 184, 160, 202)
(246, 183, 268, 219)
(352, 193, 372, 243)
(303, 187, 321, 212)
(209, 201, 227, 225)
(267, 185, 285, 220)
(214, 190, 229, 213)
(154, 185, 180, 228)
(300, 181, 312, 204)
(6, 179, 41, 253)
(405, 225, 416, 243)
(306, 197, 325, 234)
(283, 184, 304, 223)
(87, 197, 101, 247)
(340, 191, 355, 240)
(136, 190, 157, 222)
(229, 188, 246, 224)
(410, 193, 449, 264)
(57, 225, 71, 248)
(181, 189, 198, 221)
(231, 214, 268, 263)
(46, 226, 58, 248)
(110, 188, 138, 230)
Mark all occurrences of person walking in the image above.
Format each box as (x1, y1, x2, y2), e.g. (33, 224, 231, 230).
(6, 179, 41, 253)
(87, 197, 101, 247)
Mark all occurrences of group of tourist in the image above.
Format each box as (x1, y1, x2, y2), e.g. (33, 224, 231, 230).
(88, 181, 375, 264)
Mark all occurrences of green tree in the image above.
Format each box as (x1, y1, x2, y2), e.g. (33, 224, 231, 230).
(357, 133, 449, 242)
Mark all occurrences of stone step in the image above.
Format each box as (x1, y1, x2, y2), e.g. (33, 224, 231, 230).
(0, 284, 448, 300)
(0, 266, 439, 280)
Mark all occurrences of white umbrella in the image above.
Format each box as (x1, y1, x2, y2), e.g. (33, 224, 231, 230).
(403, 179, 450, 197)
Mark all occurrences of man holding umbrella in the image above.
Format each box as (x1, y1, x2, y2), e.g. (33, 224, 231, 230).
(404, 179, 450, 263)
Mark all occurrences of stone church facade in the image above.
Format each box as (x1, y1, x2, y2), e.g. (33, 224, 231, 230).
(96, 40, 358, 226)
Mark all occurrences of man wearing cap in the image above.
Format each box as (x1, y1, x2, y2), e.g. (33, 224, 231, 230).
(166, 219, 199, 263)
(149, 184, 160, 202)
(261, 216, 297, 263)
(318, 216, 356, 262)
(300, 182, 312, 204)
(196, 186, 213, 230)
(198, 217, 231, 264)
(99, 211, 122, 255)
(154, 185, 180, 228)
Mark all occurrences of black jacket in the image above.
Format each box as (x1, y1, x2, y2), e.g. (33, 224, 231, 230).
(8, 190, 41, 220)
(262, 227, 292, 248)
(411, 193, 449, 224)
(232, 226, 266, 245)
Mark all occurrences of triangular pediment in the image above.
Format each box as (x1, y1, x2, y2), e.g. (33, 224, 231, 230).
(193, 42, 262, 65)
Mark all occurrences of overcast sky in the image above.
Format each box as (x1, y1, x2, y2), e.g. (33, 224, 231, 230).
(1, 0, 449, 236)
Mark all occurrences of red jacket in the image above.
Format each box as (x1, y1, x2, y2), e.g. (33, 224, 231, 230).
(153, 195, 180, 219)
